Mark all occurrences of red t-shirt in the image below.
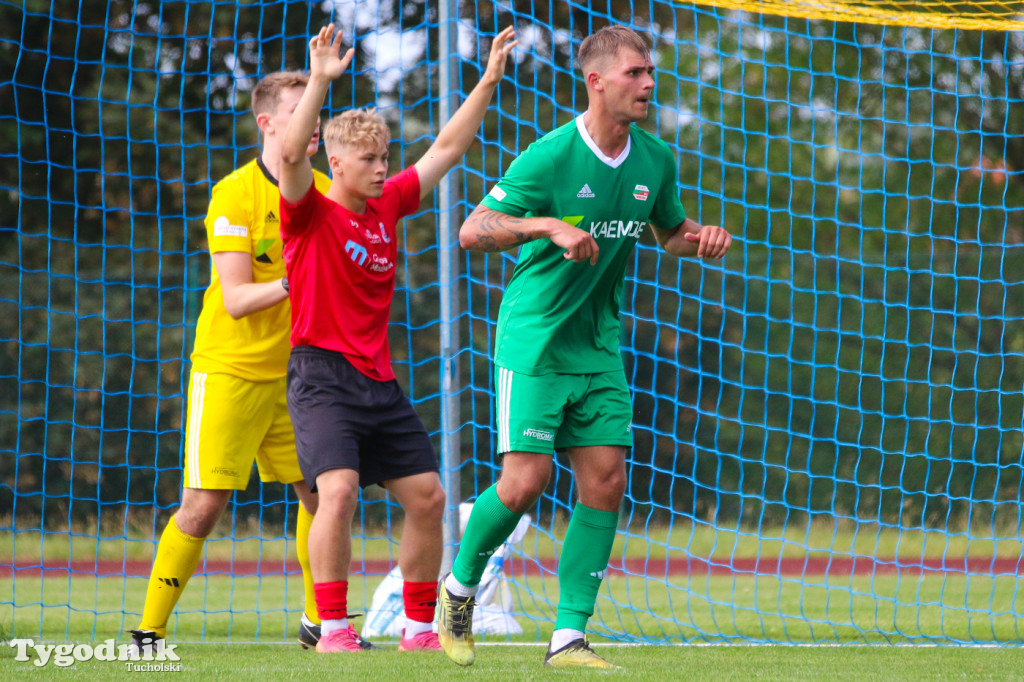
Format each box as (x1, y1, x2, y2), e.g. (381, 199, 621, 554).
(279, 167, 420, 381)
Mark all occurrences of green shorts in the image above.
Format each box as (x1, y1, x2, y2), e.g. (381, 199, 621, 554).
(494, 365, 634, 454)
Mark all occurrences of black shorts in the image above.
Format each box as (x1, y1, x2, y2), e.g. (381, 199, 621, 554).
(286, 346, 438, 491)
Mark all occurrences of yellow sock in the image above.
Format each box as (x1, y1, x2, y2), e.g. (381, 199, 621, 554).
(138, 515, 205, 638)
(295, 503, 320, 625)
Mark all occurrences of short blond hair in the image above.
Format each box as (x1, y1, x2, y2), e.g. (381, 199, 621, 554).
(323, 108, 391, 152)
(251, 70, 309, 117)
(577, 25, 651, 75)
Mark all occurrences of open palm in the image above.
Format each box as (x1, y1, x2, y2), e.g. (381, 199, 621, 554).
(482, 26, 518, 86)
(309, 23, 354, 81)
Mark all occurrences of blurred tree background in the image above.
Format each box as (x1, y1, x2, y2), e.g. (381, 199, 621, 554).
(2, 0, 1023, 539)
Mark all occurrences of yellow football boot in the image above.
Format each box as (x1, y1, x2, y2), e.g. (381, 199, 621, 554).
(437, 574, 476, 666)
(543, 637, 616, 669)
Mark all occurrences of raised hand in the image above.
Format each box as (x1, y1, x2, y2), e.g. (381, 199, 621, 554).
(309, 23, 355, 81)
(481, 26, 518, 87)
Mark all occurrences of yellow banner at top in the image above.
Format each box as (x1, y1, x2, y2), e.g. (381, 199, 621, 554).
(688, 1, 1024, 30)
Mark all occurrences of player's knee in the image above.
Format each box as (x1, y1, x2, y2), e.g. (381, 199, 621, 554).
(426, 483, 446, 520)
(173, 507, 220, 538)
(176, 489, 231, 537)
(496, 479, 546, 513)
(292, 482, 318, 514)
(320, 493, 358, 519)
(597, 468, 627, 505)
(606, 468, 627, 499)
(577, 470, 626, 511)
(315, 481, 359, 517)
(497, 457, 550, 508)
(403, 481, 445, 522)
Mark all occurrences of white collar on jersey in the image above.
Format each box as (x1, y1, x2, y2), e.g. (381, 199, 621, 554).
(575, 114, 631, 169)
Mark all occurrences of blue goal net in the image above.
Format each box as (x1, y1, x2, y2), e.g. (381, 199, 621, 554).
(3, 0, 1024, 646)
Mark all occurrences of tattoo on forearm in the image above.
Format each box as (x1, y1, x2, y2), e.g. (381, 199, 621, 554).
(469, 209, 532, 251)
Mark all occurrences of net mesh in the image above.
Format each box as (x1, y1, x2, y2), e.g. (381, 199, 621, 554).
(3, 0, 1024, 645)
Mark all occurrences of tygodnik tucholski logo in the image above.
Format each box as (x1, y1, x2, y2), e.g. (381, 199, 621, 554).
(9, 637, 182, 671)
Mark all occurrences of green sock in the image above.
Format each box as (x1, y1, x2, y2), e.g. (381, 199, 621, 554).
(452, 485, 522, 588)
(555, 503, 618, 632)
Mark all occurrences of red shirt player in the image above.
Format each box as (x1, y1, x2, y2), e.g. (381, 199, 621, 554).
(277, 24, 517, 654)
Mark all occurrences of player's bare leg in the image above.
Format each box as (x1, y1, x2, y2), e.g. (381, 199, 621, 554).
(385, 472, 445, 651)
(308, 468, 372, 652)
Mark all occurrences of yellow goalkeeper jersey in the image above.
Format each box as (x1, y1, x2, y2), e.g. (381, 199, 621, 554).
(190, 158, 331, 382)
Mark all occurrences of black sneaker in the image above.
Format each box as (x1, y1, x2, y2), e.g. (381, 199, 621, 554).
(127, 629, 162, 657)
(298, 614, 321, 649)
(301, 613, 378, 650)
(350, 614, 379, 650)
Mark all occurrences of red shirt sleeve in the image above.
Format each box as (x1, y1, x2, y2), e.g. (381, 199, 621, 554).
(279, 183, 325, 238)
(381, 166, 421, 221)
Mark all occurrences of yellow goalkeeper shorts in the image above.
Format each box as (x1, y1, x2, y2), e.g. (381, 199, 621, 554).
(183, 371, 303, 489)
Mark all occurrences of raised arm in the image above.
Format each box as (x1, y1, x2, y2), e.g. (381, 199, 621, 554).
(460, 205, 600, 265)
(413, 26, 517, 198)
(279, 24, 354, 203)
(651, 217, 732, 259)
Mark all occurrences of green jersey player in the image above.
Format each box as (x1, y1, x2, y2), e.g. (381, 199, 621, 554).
(438, 25, 732, 669)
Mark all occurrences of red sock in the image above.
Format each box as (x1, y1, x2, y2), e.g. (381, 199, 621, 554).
(314, 580, 348, 621)
(403, 581, 437, 624)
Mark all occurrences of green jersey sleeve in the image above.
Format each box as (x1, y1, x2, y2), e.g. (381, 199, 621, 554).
(479, 142, 555, 217)
(648, 143, 687, 231)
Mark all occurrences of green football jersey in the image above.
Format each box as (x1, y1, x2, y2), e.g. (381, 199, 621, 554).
(480, 115, 687, 375)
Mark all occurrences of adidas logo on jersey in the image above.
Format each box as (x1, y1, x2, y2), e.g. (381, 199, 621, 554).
(576, 183, 595, 198)
(265, 210, 279, 223)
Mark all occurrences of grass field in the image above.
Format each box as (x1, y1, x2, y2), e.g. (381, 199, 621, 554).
(4, 572, 1024, 678)
(7, 518, 1024, 563)
(5, 526, 1024, 677)
(4, 640, 1024, 680)
(6, 572, 1024, 644)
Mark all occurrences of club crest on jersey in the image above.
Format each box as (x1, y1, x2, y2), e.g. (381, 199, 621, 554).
(633, 184, 649, 201)
(378, 221, 391, 244)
